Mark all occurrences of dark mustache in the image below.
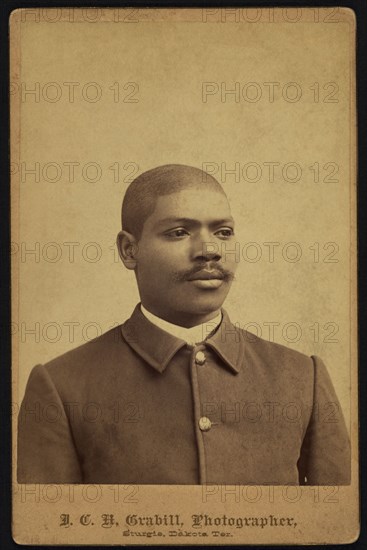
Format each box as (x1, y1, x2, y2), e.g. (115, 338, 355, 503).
(172, 264, 235, 283)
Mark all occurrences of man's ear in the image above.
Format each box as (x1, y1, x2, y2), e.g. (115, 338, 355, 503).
(116, 230, 138, 270)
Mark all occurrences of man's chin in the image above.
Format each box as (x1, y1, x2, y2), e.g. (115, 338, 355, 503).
(176, 284, 230, 313)
(140, 280, 232, 320)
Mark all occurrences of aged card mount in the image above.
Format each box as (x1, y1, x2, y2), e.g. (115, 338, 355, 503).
(11, 6, 358, 545)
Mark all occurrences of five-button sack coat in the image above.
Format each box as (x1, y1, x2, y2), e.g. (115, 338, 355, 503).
(17, 304, 351, 484)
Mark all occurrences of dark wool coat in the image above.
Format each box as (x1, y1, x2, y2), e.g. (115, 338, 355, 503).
(17, 304, 350, 485)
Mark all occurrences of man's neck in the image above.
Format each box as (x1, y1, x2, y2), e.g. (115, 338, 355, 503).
(140, 304, 222, 328)
(140, 304, 222, 345)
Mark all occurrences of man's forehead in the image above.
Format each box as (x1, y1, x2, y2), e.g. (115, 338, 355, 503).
(157, 187, 229, 207)
(153, 216, 234, 227)
(150, 188, 232, 220)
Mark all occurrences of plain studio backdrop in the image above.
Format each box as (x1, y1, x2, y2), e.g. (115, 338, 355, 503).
(12, 9, 354, 435)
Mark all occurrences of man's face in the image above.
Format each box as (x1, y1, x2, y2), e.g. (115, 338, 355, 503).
(133, 187, 238, 326)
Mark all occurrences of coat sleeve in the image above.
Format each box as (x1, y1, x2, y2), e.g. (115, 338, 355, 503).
(17, 364, 83, 483)
(298, 355, 351, 485)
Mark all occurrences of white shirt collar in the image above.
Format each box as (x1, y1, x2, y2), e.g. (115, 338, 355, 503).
(140, 304, 222, 346)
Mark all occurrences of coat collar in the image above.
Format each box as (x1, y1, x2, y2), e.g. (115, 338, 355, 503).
(120, 304, 243, 375)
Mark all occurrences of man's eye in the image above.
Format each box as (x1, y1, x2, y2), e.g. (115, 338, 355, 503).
(215, 228, 234, 238)
(165, 229, 189, 238)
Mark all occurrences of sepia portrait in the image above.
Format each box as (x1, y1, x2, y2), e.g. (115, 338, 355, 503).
(11, 6, 358, 545)
(17, 162, 351, 486)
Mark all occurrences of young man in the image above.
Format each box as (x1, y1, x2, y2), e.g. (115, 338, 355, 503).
(17, 164, 351, 485)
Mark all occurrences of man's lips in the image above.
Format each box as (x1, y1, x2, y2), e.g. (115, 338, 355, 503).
(171, 265, 234, 286)
(187, 269, 224, 281)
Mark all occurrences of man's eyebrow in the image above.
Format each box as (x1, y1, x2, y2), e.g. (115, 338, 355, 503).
(155, 217, 235, 227)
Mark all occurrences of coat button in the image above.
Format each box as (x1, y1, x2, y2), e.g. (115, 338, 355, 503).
(195, 351, 206, 365)
(199, 416, 212, 431)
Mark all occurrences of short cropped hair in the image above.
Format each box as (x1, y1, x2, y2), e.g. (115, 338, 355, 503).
(121, 164, 226, 239)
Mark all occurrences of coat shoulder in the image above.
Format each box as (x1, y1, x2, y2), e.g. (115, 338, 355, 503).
(41, 325, 124, 379)
(239, 326, 314, 374)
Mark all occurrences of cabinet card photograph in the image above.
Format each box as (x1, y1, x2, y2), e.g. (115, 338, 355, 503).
(11, 6, 358, 545)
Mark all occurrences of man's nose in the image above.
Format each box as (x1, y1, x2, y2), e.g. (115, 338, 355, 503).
(192, 234, 222, 262)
